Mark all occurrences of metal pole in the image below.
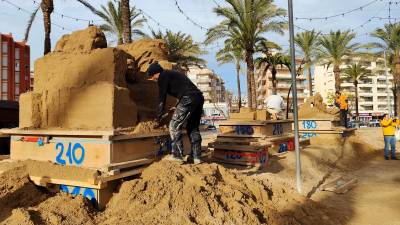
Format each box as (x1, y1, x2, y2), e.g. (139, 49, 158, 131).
(287, 0, 302, 193)
(384, 50, 391, 116)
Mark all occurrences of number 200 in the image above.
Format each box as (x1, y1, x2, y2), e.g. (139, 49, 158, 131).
(55, 142, 85, 166)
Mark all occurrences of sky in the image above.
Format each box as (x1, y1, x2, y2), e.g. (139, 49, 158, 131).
(0, 0, 399, 97)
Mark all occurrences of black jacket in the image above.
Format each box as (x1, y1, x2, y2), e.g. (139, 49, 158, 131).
(157, 70, 201, 120)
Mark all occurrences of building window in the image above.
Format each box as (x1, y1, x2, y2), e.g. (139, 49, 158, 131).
(1, 42, 7, 54)
(15, 84, 19, 95)
(1, 94, 7, 100)
(15, 48, 20, 59)
(15, 61, 20, 71)
(2, 69, 7, 79)
(2, 82, 7, 92)
(1, 57, 7, 66)
(15, 71, 20, 83)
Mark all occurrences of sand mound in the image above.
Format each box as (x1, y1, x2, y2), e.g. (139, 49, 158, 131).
(299, 93, 339, 119)
(2, 194, 96, 225)
(54, 26, 107, 53)
(97, 160, 342, 225)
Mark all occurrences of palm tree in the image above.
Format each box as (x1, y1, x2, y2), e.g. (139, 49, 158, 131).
(371, 23, 400, 115)
(342, 63, 370, 119)
(318, 30, 360, 92)
(205, 0, 287, 109)
(216, 42, 244, 109)
(150, 30, 206, 69)
(24, 0, 101, 54)
(40, 0, 54, 55)
(96, 1, 146, 45)
(255, 53, 291, 95)
(120, 0, 132, 43)
(295, 30, 321, 96)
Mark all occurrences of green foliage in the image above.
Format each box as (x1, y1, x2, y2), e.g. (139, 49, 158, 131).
(342, 63, 371, 84)
(96, 1, 146, 44)
(317, 30, 360, 67)
(150, 30, 206, 68)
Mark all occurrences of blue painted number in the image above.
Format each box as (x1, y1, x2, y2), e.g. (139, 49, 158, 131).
(273, 124, 283, 135)
(302, 120, 317, 130)
(235, 125, 254, 135)
(55, 142, 85, 166)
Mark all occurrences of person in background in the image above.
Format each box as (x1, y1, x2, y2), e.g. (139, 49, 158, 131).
(335, 91, 349, 128)
(147, 62, 204, 164)
(380, 113, 399, 160)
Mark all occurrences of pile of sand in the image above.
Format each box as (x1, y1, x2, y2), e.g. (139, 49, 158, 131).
(298, 93, 339, 120)
(97, 160, 343, 225)
(0, 160, 345, 225)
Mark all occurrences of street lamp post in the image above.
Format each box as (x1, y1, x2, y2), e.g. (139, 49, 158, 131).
(384, 50, 392, 116)
(287, 0, 302, 193)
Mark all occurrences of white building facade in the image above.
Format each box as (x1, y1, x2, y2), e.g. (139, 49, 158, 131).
(314, 57, 394, 122)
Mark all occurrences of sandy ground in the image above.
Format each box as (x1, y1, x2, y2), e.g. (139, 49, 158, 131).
(0, 128, 399, 224)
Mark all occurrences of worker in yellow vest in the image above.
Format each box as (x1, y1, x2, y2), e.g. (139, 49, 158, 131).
(380, 114, 399, 160)
(335, 91, 348, 128)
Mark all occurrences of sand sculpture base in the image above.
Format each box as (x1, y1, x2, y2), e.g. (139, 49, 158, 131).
(2, 128, 191, 208)
(296, 118, 356, 145)
(210, 116, 298, 168)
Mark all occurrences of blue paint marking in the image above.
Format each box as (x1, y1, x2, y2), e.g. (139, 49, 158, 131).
(302, 120, 317, 130)
(55, 142, 86, 166)
(235, 125, 254, 135)
(60, 185, 97, 207)
(272, 123, 283, 135)
(278, 143, 288, 153)
(302, 133, 318, 138)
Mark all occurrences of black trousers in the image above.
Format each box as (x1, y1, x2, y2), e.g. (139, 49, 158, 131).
(169, 93, 204, 159)
(340, 109, 348, 128)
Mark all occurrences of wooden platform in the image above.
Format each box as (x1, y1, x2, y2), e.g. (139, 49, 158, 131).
(0, 128, 191, 208)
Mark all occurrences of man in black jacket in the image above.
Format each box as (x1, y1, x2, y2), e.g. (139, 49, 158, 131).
(147, 62, 204, 164)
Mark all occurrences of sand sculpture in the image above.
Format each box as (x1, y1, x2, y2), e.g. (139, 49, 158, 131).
(298, 93, 340, 120)
(19, 26, 176, 131)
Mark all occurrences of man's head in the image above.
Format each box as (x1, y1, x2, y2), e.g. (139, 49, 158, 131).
(147, 62, 164, 81)
(383, 113, 389, 120)
(335, 91, 341, 96)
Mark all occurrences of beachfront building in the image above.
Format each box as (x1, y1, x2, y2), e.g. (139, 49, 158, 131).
(187, 66, 226, 104)
(0, 33, 30, 101)
(314, 56, 394, 122)
(255, 58, 307, 109)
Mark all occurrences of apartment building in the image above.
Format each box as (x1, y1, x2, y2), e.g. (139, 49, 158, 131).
(187, 66, 226, 104)
(255, 59, 307, 109)
(314, 56, 394, 122)
(0, 33, 30, 101)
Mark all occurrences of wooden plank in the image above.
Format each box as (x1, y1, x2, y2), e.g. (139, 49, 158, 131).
(219, 120, 293, 126)
(1, 128, 115, 137)
(111, 138, 159, 163)
(213, 149, 268, 167)
(217, 133, 267, 138)
(100, 167, 144, 183)
(213, 144, 268, 152)
(110, 132, 170, 141)
(101, 158, 154, 172)
(219, 122, 292, 137)
(29, 176, 106, 189)
(0, 133, 10, 138)
(266, 134, 294, 142)
(10, 137, 111, 168)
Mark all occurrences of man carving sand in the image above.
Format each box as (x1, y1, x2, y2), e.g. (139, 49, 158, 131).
(147, 62, 204, 164)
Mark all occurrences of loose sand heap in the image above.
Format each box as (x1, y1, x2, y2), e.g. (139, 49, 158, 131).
(298, 93, 340, 120)
(19, 26, 176, 133)
(0, 160, 345, 225)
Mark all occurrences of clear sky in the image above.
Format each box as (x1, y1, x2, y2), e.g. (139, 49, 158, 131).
(0, 0, 398, 97)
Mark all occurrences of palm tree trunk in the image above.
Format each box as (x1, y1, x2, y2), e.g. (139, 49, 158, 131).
(395, 53, 400, 116)
(272, 67, 277, 95)
(41, 0, 53, 55)
(392, 86, 397, 116)
(236, 64, 242, 109)
(354, 82, 359, 119)
(121, 0, 132, 43)
(333, 64, 341, 92)
(307, 65, 313, 96)
(245, 50, 255, 109)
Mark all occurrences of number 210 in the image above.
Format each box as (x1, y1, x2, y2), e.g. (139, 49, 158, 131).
(55, 142, 85, 165)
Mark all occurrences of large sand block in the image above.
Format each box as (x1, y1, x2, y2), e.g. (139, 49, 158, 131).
(20, 26, 177, 130)
(298, 93, 339, 120)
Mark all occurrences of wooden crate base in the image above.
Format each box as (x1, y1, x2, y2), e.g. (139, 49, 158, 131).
(213, 148, 269, 168)
(218, 120, 293, 138)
